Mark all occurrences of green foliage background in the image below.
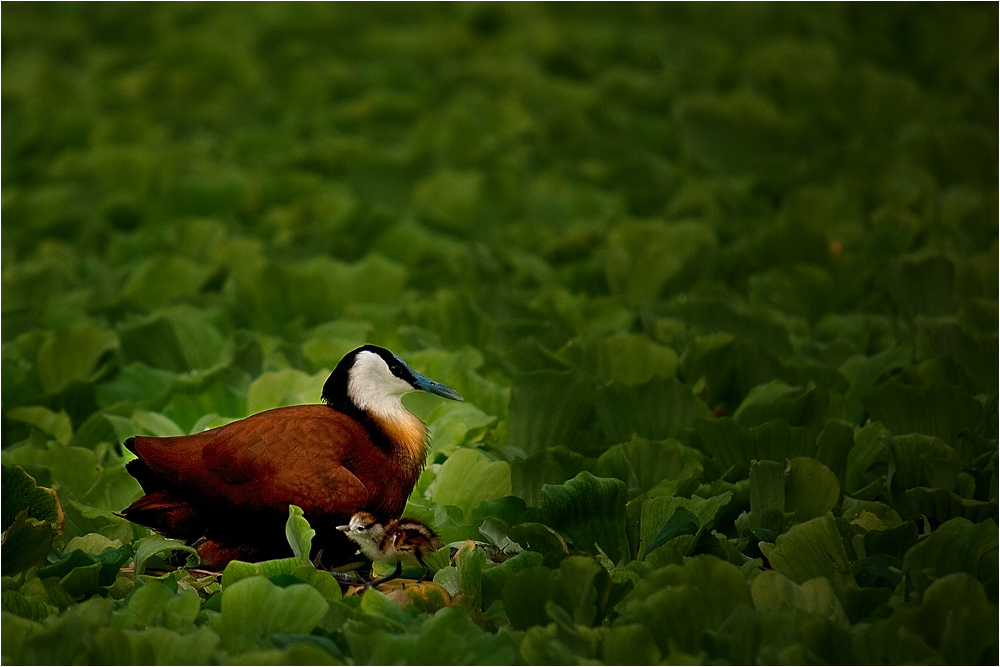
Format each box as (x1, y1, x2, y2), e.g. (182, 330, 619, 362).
(2, 3, 997, 664)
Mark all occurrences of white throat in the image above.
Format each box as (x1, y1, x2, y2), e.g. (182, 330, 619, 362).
(347, 351, 415, 422)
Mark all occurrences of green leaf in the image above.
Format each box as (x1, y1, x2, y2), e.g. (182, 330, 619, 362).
(58, 561, 104, 597)
(1, 511, 53, 576)
(429, 448, 511, 518)
(221, 576, 329, 653)
(555, 556, 610, 627)
(748, 459, 788, 536)
(902, 487, 998, 524)
(733, 380, 830, 432)
(125, 579, 201, 630)
(751, 570, 849, 626)
(123, 254, 213, 309)
(845, 421, 890, 495)
(131, 410, 185, 437)
(289, 564, 342, 603)
(1, 465, 63, 533)
(221, 557, 303, 588)
(864, 380, 981, 449)
(593, 437, 704, 494)
(541, 472, 629, 564)
(36, 324, 118, 395)
(839, 345, 913, 423)
(916, 573, 998, 665)
(628, 555, 749, 655)
(902, 517, 998, 596)
(82, 465, 143, 513)
(677, 91, 795, 176)
(890, 433, 961, 495)
(301, 319, 372, 370)
(18, 596, 114, 665)
(814, 419, 854, 489)
(596, 377, 713, 442)
(885, 254, 958, 318)
(643, 507, 700, 559)
(413, 169, 483, 232)
(640, 492, 733, 563)
(6, 406, 73, 446)
(161, 306, 228, 370)
(40, 543, 133, 586)
(519, 607, 603, 664)
(510, 447, 589, 508)
(2, 446, 102, 501)
(424, 402, 497, 457)
(364, 606, 518, 665)
(861, 520, 919, 564)
(0, 610, 45, 663)
(117, 314, 190, 373)
(560, 333, 678, 386)
(695, 417, 812, 470)
(359, 586, 420, 628)
(601, 624, 662, 664)
(507, 371, 596, 456)
(246, 368, 327, 414)
(59, 501, 137, 546)
(605, 220, 717, 303)
(467, 495, 543, 530)
(229, 255, 406, 334)
(455, 540, 487, 607)
(118, 308, 228, 373)
(285, 505, 315, 563)
(502, 566, 559, 631)
(481, 550, 545, 610)
(854, 573, 998, 665)
(785, 457, 840, 523)
(477, 517, 522, 556)
(2, 590, 58, 622)
(759, 515, 856, 597)
(269, 633, 344, 662)
(507, 522, 570, 563)
(68, 412, 139, 450)
(132, 535, 199, 575)
(94, 626, 220, 665)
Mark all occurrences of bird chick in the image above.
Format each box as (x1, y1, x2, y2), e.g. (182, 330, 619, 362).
(338, 511, 443, 586)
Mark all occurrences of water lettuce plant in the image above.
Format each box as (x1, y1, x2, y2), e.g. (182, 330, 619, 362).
(2, 3, 997, 664)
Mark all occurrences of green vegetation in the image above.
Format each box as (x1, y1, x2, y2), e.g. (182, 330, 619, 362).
(2, 3, 997, 664)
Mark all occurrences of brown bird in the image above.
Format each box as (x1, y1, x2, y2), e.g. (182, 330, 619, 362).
(119, 345, 462, 570)
(338, 511, 443, 585)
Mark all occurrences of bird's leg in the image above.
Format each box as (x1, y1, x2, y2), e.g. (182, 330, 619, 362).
(312, 548, 325, 570)
(416, 555, 432, 583)
(328, 570, 370, 586)
(366, 560, 403, 588)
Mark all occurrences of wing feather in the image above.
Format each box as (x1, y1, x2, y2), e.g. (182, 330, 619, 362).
(130, 404, 375, 515)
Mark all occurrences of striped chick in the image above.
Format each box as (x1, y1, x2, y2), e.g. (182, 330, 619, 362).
(337, 511, 443, 586)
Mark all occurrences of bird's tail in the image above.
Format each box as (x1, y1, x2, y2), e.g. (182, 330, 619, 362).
(118, 491, 205, 542)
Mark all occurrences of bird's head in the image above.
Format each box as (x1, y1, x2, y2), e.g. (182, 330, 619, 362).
(337, 511, 387, 558)
(323, 345, 463, 417)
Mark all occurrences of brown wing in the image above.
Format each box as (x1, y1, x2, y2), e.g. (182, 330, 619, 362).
(130, 404, 373, 516)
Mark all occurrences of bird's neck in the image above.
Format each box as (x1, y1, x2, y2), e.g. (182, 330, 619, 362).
(327, 392, 429, 467)
(369, 404, 429, 466)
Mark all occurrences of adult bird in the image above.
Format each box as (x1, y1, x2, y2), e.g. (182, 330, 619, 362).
(119, 345, 462, 570)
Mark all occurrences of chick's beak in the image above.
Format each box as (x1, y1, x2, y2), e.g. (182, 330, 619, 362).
(411, 372, 463, 401)
(336, 524, 350, 532)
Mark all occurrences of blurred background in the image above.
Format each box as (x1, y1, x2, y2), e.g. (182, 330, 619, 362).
(3, 0, 997, 463)
(4, 0, 998, 455)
